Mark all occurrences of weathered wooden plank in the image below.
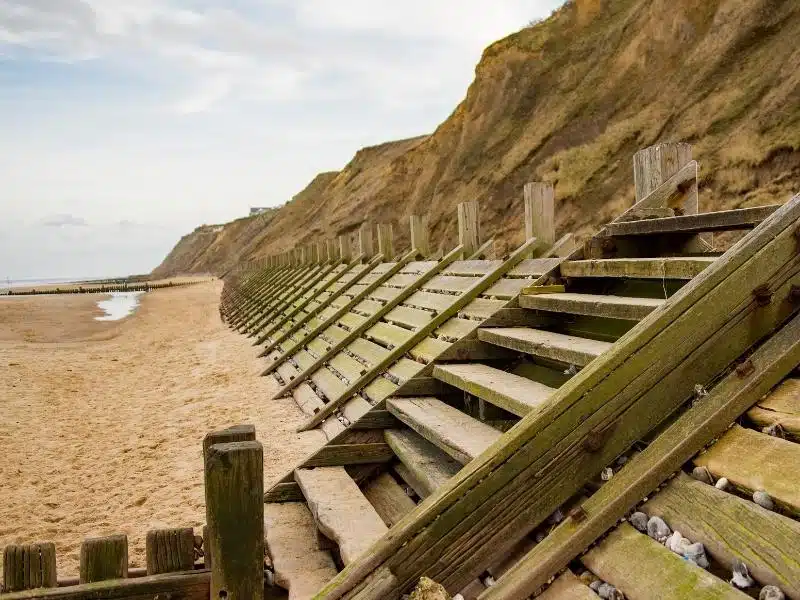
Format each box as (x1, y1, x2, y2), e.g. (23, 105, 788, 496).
(348, 337, 391, 367)
(408, 336, 452, 363)
(422, 275, 481, 294)
(747, 378, 800, 437)
(145, 529, 194, 575)
(302, 443, 395, 467)
(264, 502, 338, 600)
(79, 536, 128, 584)
(363, 473, 417, 527)
(644, 473, 800, 598)
(366, 321, 415, 348)
(694, 424, 800, 514)
(433, 363, 556, 418)
(314, 194, 800, 599)
(506, 259, 562, 278)
(0, 571, 211, 600)
(384, 305, 433, 329)
(404, 291, 458, 312)
(480, 310, 800, 600)
(477, 328, 610, 367)
(363, 377, 400, 405)
(561, 257, 715, 279)
(295, 467, 388, 565)
(582, 523, 748, 599)
(519, 293, 664, 321)
(351, 410, 400, 430)
(482, 278, 531, 300)
(444, 261, 500, 276)
(535, 571, 598, 600)
(459, 298, 509, 321)
(385, 430, 462, 498)
(606, 205, 780, 236)
(386, 398, 501, 464)
(264, 482, 304, 503)
(330, 352, 368, 382)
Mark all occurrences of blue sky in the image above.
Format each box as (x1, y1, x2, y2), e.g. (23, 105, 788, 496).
(0, 0, 564, 279)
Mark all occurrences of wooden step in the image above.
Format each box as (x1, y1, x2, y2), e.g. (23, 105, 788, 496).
(386, 397, 501, 464)
(384, 429, 462, 497)
(747, 378, 800, 438)
(605, 205, 780, 236)
(263, 502, 338, 600)
(362, 472, 417, 527)
(644, 473, 800, 597)
(561, 257, 716, 279)
(477, 328, 611, 367)
(432, 363, 556, 417)
(582, 523, 749, 600)
(693, 424, 800, 514)
(294, 467, 388, 565)
(519, 292, 664, 321)
(537, 570, 599, 600)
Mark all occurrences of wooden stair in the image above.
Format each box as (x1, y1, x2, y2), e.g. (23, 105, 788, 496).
(386, 397, 502, 464)
(384, 429, 461, 498)
(476, 328, 611, 367)
(519, 292, 664, 321)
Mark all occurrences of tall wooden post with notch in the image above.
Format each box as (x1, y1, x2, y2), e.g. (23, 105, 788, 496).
(458, 201, 481, 259)
(410, 215, 430, 257)
(524, 182, 555, 249)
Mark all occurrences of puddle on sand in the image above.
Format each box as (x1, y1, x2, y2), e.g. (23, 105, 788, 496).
(96, 292, 145, 321)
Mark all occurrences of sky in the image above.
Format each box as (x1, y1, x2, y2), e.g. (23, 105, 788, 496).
(0, 0, 564, 280)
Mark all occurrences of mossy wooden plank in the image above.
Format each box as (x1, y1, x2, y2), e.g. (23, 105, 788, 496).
(385, 430, 462, 498)
(520, 293, 664, 321)
(310, 365, 349, 401)
(339, 311, 369, 330)
(367, 321, 415, 348)
(433, 364, 556, 418)
(435, 317, 479, 341)
(478, 327, 610, 367)
(422, 275, 481, 294)
(403, 291, 456, 312)
(329, 352, 368, 382)
(342, 396, 374, 425)
(354, 299, 385, 316)
(295, 467, 388, 566)
(79, 535, 128, 584)
(367, 286, 405, 303)
(444, 261, 500, 276)
(483, 278, 531, 300)
(401, 261, 437, 274)
(348, 337, 391, 367)
(388, 358, 427, 382)
(561, 257, 715, 279)
(363, 377, 400, 404)
(605, 205, 780, 236)
(459, 298, 508, 320)
(481, 310, 800, 600)
(363, 473, 417, 527)
(507, 258, 562, 278)
(303, 443, 395, 467)
(314, 195, 800, 599)
(535, 570, 598, 600)
(644, 473, 800, 597)
(386, 397, 501, 464)
(582, 524, 748, 600)
(747, 378, 800, 437)
(408, 336, 451, 363)
(385, 305, 434, 329)
(694, 424, 800, 514)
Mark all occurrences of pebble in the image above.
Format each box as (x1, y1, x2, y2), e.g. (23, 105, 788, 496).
(730, 559, 754, 588)
(589, 580, 602, 592)
(615, 455, 629, 468)
(759, 586, 785, 600)
(629, 511, 649, 532)
(715, 477, 730, 491)
(601, 467, 614, 481)
(683, 542, 709, 569)
(597, 583, 624, 599)
(646, 516, 671, 543)
(579, 571, 599, 586)
(665, 531, 690, 555)
(691, 466, 714, 485)
(762, 424, 785, 439)
(753, 490, 774, 511)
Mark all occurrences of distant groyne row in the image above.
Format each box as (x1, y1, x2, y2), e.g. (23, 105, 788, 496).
(1, 278, 212, 296)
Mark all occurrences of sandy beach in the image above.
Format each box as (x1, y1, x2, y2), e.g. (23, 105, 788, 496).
(0, 281, 324, 577)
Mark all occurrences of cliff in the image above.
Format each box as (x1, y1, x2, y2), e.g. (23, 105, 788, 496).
(153, 0, 800, 277)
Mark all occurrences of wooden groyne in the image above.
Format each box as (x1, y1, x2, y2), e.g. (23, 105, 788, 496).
(1, 278, 211, 297)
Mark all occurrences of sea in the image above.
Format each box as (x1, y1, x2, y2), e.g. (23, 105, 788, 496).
(0, 277, 144, 322)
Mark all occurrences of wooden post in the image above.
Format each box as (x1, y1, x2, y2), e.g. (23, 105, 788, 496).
(524, 182, 555, 246)
(359, 223, 375, 260)
(203, 424, 256, 457)
(339, 235, 352, 263)
(327, 239, 336, 263)
(317, 242, 326, 264)
(79, 535, 128, 583)
(377, 224, 394, 260)
(409, 215, 430, 257)
(145, 528, 195, 575)
(205, 439, 264, 600)
(458, 201, 481, 259)
(3, 543, 57, 591)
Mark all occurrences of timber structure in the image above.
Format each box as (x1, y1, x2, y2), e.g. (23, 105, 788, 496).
(4, 142, 799, 600)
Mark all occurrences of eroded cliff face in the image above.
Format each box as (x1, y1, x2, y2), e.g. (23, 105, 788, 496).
(154, 0, 800, 276)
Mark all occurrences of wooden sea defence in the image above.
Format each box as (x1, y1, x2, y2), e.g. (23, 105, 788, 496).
(218, 141, 800, 600)
(1, 278, 209, 297)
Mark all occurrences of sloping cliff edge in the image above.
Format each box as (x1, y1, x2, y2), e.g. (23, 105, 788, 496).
(153, 0, 800, 277)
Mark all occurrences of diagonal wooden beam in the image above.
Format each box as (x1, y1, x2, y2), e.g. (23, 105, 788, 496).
(260, 250, 419, 376)
(234, 264, 316, 330)
(298, 236, 545, 432)
(270, 245, 465, 396)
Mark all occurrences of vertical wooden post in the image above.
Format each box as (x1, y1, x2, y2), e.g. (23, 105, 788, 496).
(316, 242, 325, 264)
(409, 215, 430, 257)
(326, 239, 336, 263)
(377, 224, 394, 260)
(359, 223, 375, 260)
(79, 535, 128, 583)
(524, 182, 555, 246)
(458, 201, 481, 259)
(205, 439, 264, 600)
(145, 528, 195, 575)
(339, 235, 352, 263)
(3, 543, 57, 592)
